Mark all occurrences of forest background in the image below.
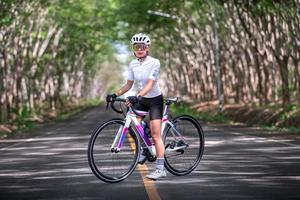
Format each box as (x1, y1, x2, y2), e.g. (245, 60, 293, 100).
(0, 0, 299, 136)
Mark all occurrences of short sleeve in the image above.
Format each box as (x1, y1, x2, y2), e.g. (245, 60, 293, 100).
(127, 66, 134, 81)
(148, 60, 160, 80)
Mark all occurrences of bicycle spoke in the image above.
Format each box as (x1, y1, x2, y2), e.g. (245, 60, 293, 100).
(88, 119, 139, 183)
(164, 115, 204, 176)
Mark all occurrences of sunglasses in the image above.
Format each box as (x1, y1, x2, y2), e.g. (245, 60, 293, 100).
(132, 43, 148, 51)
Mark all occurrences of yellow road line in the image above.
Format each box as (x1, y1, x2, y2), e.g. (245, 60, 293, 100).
(137, 164, 161, 200)
(128, 134, 161, 200)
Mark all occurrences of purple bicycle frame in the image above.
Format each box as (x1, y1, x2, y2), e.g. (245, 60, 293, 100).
(116, 109, 153, 149)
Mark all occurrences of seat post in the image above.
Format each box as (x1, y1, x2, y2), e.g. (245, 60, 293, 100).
(163, 97, 178, 117)
(163, 101, 171, 117)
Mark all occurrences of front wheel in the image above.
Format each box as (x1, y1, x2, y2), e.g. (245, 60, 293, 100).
(88, 118, 140, 183)
(163, 115, 205, 176)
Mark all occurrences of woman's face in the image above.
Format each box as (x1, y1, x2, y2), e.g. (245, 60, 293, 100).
(133, 43, 149, 58)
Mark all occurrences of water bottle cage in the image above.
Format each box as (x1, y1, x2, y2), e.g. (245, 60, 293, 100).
(142, 121, 151, 138)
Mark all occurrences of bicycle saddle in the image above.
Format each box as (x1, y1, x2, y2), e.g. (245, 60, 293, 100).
(165, 97, 178, 104)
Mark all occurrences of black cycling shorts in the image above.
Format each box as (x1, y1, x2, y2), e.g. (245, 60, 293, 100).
(133, 94, 164, 120)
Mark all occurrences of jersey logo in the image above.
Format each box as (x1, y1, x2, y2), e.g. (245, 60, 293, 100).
(152, 69, 159, 78)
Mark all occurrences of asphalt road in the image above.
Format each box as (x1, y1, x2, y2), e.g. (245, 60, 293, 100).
(0, 106, 299, 200)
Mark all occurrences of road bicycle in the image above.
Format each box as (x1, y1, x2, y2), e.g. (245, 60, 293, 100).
(87, 97, 204, 183)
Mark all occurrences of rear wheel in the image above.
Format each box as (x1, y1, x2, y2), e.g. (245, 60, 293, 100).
(88, 119, 140, 183)
(163, 115, 204, 176)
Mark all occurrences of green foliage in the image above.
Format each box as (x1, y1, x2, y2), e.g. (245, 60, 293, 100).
(55, 98, 103, 121)
(171, 103, 299, 133)
(19, 106, 30, 120)
(45, 0, 118, 81)
(0, 0, 18, 27)
(263, 125, 300, 134)
(198, 111, 230, 123)
(170, 104, 199, 119)
(170, 103, 230, 123)
(2, 0, 299, 135)
(10, 105, 34, 129)
(1, 0, 121, 125)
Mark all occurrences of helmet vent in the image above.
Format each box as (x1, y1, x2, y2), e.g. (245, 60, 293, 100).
(131, 33, 151, 45)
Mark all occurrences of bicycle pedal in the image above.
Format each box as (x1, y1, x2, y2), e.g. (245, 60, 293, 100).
(144, 148, 156, 162)
(146, 155, 157, 162)
(176, 149, 185, 154)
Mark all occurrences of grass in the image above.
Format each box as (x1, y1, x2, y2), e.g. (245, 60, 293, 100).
(0, 98, 103, 139)
(56, 98, 103, 121)
(262, 125, 300, 134)
(171, 102, 300, 134)
(244, 103, 300, 133)
(1, 99, 299, 138)
(170, 103, 231, 123)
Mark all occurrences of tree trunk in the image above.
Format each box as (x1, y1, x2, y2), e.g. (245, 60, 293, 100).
(1, 50, 9, 122)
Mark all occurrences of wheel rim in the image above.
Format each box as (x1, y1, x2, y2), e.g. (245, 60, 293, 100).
(88, 120, 139, 182)
(164, 116, 204, 175)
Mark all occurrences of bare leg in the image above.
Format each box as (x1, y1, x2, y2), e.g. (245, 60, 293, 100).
(146, 119, 166, 179)
(150, 119, 164, 158)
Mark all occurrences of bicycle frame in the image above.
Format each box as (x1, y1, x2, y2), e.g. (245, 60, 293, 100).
(88, 97, 204, 183)
(111, 101, 185, 156)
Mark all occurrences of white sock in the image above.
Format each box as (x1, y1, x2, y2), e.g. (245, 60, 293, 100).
(156, 157, 165, 170)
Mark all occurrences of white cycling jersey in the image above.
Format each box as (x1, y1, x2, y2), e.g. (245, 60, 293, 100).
(127, 56, 162, 98)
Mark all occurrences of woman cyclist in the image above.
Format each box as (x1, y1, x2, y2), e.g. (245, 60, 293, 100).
(106, 33, 166, 180)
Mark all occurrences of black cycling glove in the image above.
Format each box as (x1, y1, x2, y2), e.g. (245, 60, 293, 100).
(106, 93, 117, 102)
(127, 96, 142, 105)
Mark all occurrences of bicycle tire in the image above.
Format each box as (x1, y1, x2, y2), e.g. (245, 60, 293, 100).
(88, 118, 140, 183)
(163, 115, 204, 176)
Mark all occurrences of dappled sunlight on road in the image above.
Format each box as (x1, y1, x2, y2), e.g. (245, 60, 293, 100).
(152, 125, 300, 200)
(0, 108, 149, 200)
(0, 108, 299, 200)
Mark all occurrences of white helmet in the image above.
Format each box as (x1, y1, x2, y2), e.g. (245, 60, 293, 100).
(131, 33, 151, 45)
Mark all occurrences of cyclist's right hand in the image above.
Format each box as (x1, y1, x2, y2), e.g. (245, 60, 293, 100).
(106, 93, 117, 102)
